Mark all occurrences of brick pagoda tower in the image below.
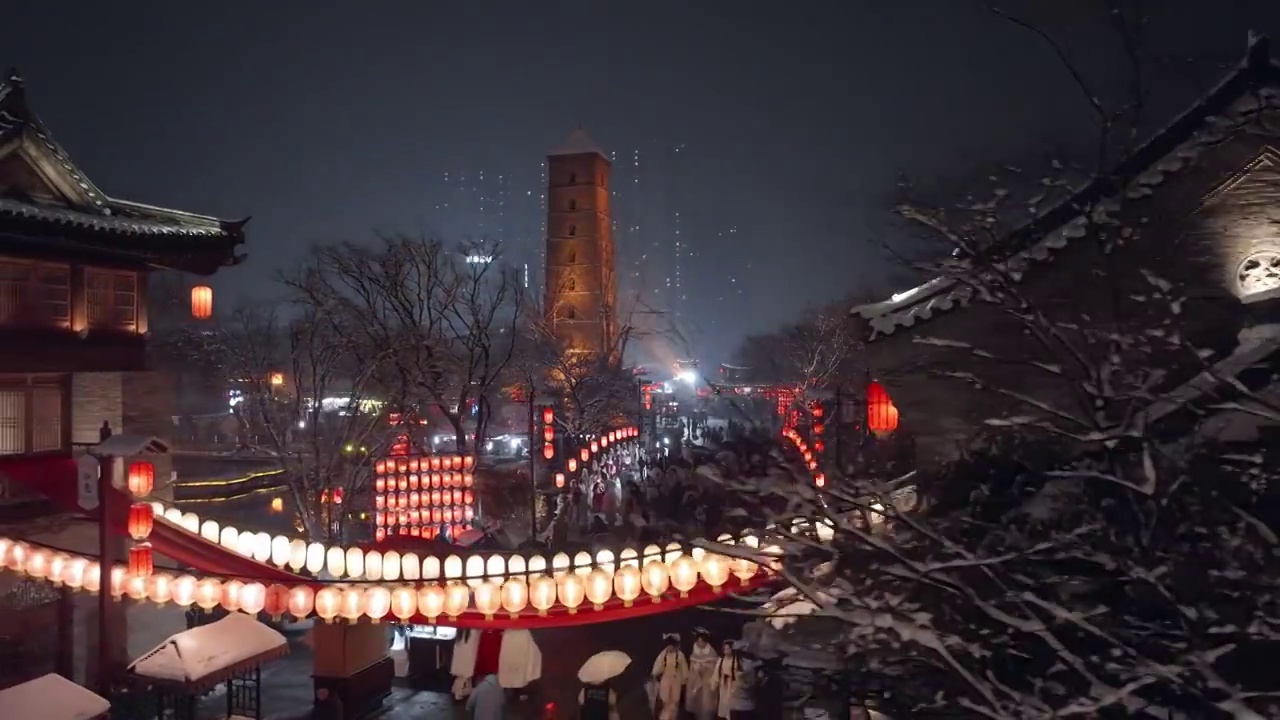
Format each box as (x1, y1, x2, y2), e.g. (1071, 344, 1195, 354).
(544, 129, 617, 358)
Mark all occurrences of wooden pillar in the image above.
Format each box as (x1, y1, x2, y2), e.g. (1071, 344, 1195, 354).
(56, 587, 74, 680)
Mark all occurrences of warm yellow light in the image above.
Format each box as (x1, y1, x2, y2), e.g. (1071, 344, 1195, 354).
(194, 578, 222, 610)
(171, 575, 197, 607)
(390, 586, 417, 622)
(444, 582, 470, 619)
(315, 587, 341, 623)
(501, 578, 528, 618)
(473, 581, 501, 620)
(585, 568, 613, 610)
(558, 573, 586, 614)
(365, 586, 391, 623)
(271, 535, 290, 567)
(613, 565, 641, 607)
(221, 579, 245, 612)
(642, 560, 670, 602)
(339, 587, 365, 623)
(288, 585, 315, 621)
(418, 584, 446, 623)
(146, 573, 174, 605)
(529, 575, 557, 616)
(670, 556, 698, 597)
(699, 553, 731, 591)
(240, 582, 267, 615)
(270, 497, 284, 513)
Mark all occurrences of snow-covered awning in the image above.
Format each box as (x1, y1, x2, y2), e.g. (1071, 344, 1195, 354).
(0, 673, 110, 720)
(129, 611, 288, 691)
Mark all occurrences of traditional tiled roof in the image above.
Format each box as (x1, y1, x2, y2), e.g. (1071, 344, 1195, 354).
(854, 36, 1280, 338)
(0, 69, 246, 272)
(549, 128, 607, 158)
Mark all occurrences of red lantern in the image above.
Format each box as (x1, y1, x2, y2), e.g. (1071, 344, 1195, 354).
(409, 491, 420, 508)
(464, 489, 474, 504)
(463, 455, 475, 470)
(568, 458, 578, 473)
(375, 528, 387, 542)
(451, 455, 463, 471)
(127, 462, 154, 498)
(375, 460, 387, 475)
(542, 443, 555, 460)
(542, 407, 554, 426)
(580, 448, 590, 463)
(430, 456, 442, 471)
(555, 473, 565, 489)
(128, 503, 153, 541)
(190, 285, 213, 320)
(543, 426, 554, 443)
(866, 381, 900, 435)
(815, 473, 826, 488)
(601, 436, 609, 448)
(590, 440, 599, 454)
(332, 488, 344, 505)
(129, 543, 153, 578)
(813, 423, 825, 436)
(409, 458, 420, 472)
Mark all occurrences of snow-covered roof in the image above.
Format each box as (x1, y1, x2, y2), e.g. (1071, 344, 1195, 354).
(129, 611, 287, 687)
(549, 129, 606, 158)
(0, 673, 110, 720)
(854, 35, 1280, 339)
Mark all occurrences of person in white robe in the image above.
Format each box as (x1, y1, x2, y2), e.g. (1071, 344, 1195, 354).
(650, 632, 688, 720)
(685, 627, 719, 720)
(714, 639, 756, 720)
(449, 628, 542, 700)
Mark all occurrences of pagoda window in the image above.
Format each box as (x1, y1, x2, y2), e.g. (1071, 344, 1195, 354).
(85, 269, 138, 331)
(0, 259, 70, 328)
(568, 199, 577, 211)
(0, 382, 66, 456)
(568, 173, 577, 184)
(567, 248, 577, 264)
(568, 225, 577, 236)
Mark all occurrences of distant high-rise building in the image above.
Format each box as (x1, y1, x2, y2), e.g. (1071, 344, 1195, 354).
(544, 130, 617, 357)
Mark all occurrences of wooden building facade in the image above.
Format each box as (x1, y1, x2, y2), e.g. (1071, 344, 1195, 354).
(0, 69, 245, 508)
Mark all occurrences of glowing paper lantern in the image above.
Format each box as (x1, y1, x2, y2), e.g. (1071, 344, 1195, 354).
(240, 582, 267, 616)
(146, 573, 173, 605)
(171, 575, 197, 607)
(444, 582, 470, 619)
(339, 587, 365, 623)
(542, 443, 554, 460)
(288, 585, 315, 621)
(127, 462, 155, 498)
(128, 503, 154, 541)
(866, 381, 900, 435)
(699, 554, 731, 591)
(500, 578, 528, 618)
(614, 565, 641, 607)
(557, 573, 585, 614)
(554, 472, 565, 489)
(190, 285, 213, 319)
(580, 448, 590, 463)
(315, 587, 341, 623)
(222, 579, 245, 612)
(473, 581, 501, 620)
(585, 568, 613, 610)
(365, 586, 391, 623)
(568, 458, 578, 473)
(194, 578, 222, 610)
(391, 586, 417, 621)
(641, 560, 670, 602)
(542, 406, 554, 426)
(128, 543, 153, 579)
(418, 584, 446, 623)
(264, 584, 290, 620)
(670, 556, 698, 597)
(730, 555, 758, 582)
(529, 575, 557, 616)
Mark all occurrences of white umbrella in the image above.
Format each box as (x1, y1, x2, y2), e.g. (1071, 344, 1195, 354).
(578, 650, 632, 684)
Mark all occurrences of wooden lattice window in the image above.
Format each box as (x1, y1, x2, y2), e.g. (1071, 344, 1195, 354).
(0, 383, 64, 456)
(0, 260, 70, 327)
(85, 269, 137, 330)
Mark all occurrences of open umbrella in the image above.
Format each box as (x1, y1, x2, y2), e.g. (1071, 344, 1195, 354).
(578, 650, 632, 684)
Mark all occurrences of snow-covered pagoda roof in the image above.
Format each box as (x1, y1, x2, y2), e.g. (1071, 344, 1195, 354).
(0, 673, 110, 720)
(854, 35, 1280, 338)
(0, 69, 247, 274)
(549, 128, 607, 158)
(129, 611, 288, 691)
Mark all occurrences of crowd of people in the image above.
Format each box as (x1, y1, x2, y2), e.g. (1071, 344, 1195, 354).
(640, 627, 763, 720)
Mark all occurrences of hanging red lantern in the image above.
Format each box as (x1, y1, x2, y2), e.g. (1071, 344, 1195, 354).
(542, 407, 554, 426)
(543, 426, 554, 443)
(127, 503, 153, 541)
(127, 462, 154, 498)
(464, 455, 475, 470)
(866, 381, 900, 436)
(554, 473, 565, 489)
(813, 423, 825, 436)
(190, 285, 213, 320)
(463, 489, 474, 504)
(452, 455, 464, 471)
(332, 488, 344, 505)
(430, 456, 442, 471)
(590, 440, 599, 454)
(542, 443, 555, 460)
(568, 458, 578, 473)
(580, 448, 590, 463)
(462, 472, 474, 488)
(129, 543, 153, 578)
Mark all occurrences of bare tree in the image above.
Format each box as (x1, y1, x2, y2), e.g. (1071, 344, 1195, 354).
(283, 234, 525, 458)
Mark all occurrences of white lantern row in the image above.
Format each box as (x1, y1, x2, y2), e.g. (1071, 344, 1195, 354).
(143, 500, 809, 583)
(0, 535, 777, 622)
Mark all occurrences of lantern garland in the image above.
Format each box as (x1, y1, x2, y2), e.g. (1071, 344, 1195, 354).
(0, 529, 778, 625)
(127, 461, 155, 579)
(372, 453, 475, 542)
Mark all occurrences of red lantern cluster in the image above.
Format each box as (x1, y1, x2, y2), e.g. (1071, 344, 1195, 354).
(782, 426, 823, 487)
(541, 406, 556, 461)
(372, 453, 475, 542)
(126, 462, 155, 578)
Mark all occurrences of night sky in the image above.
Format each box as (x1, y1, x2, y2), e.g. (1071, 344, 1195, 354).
(2, 1, 1275, 366)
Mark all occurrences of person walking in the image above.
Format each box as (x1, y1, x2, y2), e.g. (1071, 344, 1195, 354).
(651, 633, 688, 720)
(685, 628, 719, 720)
(466, 673, 506, 720)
